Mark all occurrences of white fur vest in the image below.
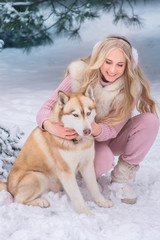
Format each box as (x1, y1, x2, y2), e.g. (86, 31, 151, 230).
(68, 60, 139, 121)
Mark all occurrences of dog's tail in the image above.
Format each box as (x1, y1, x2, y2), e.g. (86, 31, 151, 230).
(0, 180, 7, 191)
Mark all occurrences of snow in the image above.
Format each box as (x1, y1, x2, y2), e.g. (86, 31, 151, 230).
(0, 2, 160, 240)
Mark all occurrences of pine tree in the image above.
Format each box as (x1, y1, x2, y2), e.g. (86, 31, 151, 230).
(0, 0, 144, 49)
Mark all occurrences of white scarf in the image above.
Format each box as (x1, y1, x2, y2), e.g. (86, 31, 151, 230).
(68, 60, 125, 121)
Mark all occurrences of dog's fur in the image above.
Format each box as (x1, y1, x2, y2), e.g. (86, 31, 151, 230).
(0, 86, 113, 215)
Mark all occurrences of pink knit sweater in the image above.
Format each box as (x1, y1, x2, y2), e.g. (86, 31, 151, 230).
(36, 75, 129, 142)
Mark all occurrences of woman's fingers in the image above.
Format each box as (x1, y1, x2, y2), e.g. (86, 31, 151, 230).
(65, 132, 78, 139)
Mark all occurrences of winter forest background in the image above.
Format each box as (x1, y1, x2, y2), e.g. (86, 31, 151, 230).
(0, 1, 160, 240)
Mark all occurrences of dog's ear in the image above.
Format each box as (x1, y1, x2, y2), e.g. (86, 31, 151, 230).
(84, 85, 94, 101)
(58, 91, 70, 108)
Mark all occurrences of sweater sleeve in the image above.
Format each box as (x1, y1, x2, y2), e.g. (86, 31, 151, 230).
(94, 116, 130, 142)
(36, 75, 72, 128)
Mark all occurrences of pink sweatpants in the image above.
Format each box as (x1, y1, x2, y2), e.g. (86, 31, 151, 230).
(94, 113, 159, 177)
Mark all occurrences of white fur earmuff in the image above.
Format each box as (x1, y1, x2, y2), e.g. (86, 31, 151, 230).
(132, 47, 138, 68)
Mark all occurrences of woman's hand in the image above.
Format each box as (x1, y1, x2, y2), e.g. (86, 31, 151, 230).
(91, 121, 102, 137)
(43, 120, 78, 140)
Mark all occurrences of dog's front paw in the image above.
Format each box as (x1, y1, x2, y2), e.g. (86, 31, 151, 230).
(96, 199, 114, 208)
(105, 199, 114, 208)
(76, 206, 93, 216)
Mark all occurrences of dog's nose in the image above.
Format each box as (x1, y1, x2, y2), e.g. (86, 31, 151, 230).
(83, 128, 91, 136)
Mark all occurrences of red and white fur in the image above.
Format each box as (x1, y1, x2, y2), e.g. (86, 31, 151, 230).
(0, 86, 113, 215)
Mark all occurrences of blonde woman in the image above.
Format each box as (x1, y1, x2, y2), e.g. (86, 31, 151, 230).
(36, 35, 159, 204)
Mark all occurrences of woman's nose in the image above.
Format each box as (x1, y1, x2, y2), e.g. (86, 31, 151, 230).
(109, 64, 116, 73)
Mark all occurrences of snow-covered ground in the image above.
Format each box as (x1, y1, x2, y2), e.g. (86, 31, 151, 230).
(0, 2, 160, 240)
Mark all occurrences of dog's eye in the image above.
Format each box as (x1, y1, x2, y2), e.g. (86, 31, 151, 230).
(73, 114, 79, 117)
(86, 112, 91, 116)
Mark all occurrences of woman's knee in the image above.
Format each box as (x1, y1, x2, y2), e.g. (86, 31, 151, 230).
(139, 112, 159, 134)
(130, 113, 159, 148)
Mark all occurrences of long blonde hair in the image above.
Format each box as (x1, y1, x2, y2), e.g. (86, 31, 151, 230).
(65, 34, 158, 125)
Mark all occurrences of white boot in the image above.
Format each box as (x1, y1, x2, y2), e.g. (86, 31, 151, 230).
(111, 157, 139, 204)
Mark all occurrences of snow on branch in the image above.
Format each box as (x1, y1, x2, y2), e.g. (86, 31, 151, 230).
(0, 40, 4, 51)
(0, 2, 32, 6)
(0, 123, 24, 180)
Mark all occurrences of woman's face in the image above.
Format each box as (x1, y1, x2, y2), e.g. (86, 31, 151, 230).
(100, 48, 126, 83)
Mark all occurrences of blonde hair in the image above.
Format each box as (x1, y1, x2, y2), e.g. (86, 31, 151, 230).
(65, 34, 158, 125)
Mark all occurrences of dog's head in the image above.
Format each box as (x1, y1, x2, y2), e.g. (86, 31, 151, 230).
(58, 85, 96, 137)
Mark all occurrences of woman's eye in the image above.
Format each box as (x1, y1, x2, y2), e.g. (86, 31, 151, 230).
(106, 61, 111, 64)
(73, 114, 79, 117)
(118, 64, 123, 67)
(86, 112, 91, 116)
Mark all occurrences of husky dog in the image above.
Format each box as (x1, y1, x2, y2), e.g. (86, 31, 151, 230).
(0, 86, 113, 215)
